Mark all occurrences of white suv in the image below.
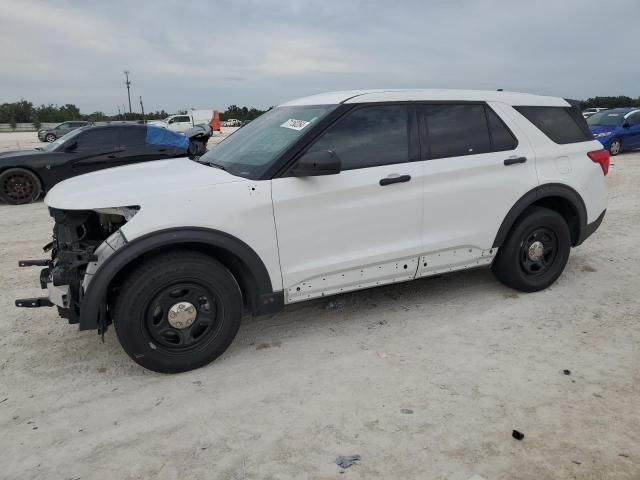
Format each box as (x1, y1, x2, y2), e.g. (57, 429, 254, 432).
(16, 89, 609, 373)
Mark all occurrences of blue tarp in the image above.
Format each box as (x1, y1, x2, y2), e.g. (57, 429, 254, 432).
(145, 125, 189, 149)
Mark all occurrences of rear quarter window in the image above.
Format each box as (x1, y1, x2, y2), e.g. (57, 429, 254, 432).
(514, 106, 593, 144)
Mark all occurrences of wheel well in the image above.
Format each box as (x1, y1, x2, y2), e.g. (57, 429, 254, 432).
(525, 196, 580, 245)
(107, 243, 260, 312)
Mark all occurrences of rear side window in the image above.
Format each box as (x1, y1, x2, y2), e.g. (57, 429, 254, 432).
(514, 106, 592, 144)
(119, 127, 146, 146)
(486, 107, 517, 151)
(309, 105, 408, 170)
(422, 104, 491, 159)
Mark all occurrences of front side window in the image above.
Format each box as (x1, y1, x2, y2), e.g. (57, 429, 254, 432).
(308, 105, 409, 170)
(626, 112, 640, 126)
(200, 104, 336, 178)
(56, 123, 70, 129)
(76, 128, 118, 149)
(422, 104, 491, 159)
(587, 111, 624, 127)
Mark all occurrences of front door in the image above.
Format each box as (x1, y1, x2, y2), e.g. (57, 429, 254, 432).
(623, 111, 640, 149)
(272, 104, 423, 303)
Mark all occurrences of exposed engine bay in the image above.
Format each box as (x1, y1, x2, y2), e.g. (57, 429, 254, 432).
(16, 207, 136, 327)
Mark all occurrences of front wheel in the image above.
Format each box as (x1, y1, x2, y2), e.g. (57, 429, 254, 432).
(45, 133, 56, 142)
(609, 138, 622, 156)
(492, 207, 571, 292)
(114, 251, 243, 373)
(0, 168, 42, 205)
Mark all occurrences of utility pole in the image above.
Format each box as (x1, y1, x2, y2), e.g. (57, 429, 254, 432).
(124, 70, 132, 116)
(117, 106, 121, 120)
(139, 96, 145, 123)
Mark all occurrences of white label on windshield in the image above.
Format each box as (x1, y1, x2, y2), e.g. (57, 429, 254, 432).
(607, 114, 620, 117)
(280, 119, 310, 131)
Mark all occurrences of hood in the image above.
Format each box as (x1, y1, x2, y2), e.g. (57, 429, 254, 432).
(45, 157, 246, 210)
(589, 125, 618, 135)
(0, 149, 44, 160)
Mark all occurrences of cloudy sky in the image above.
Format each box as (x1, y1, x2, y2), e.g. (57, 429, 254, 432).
(1, 0, 639, 115)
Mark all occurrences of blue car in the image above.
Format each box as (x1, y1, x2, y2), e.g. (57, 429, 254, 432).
(587, 108, 640, 155)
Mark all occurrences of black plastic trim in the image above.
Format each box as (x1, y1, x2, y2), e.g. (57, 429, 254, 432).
(492, 183, 588, 248)
(577, 209, 606, 245)
(78, 227, 278, 332)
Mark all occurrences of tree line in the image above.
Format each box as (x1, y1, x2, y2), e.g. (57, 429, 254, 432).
(0, 100, 270, 128)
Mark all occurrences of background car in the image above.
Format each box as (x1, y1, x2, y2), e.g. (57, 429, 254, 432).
(37, 121, 91, 142)
(0, 124, 189, 204)
(582, 107, 609, 119)
(587, 108, 640, 155)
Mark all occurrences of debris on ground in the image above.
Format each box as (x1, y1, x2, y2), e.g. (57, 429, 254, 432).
(336, 454, 361, 469)
(563, 369, 571, 375)
(325, 301, 344, 310)
(512, 430, 525, 440)
(400, 408, 414, 414)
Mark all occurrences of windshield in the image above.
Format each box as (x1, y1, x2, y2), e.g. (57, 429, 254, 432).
(199, 105, 337, 178)
(587, 111, 624, 127)
(40, 127, 87, 152)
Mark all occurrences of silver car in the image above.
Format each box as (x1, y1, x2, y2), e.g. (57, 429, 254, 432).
(38, 121, 91, 142)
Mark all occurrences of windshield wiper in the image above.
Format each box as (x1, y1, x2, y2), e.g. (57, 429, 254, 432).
(194, 158, 226, 170)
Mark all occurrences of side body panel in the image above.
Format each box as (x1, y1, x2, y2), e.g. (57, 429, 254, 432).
(502, 105, 608, 223)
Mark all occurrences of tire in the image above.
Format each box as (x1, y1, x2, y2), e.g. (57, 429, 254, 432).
(609, 138, 622, 156)
(113, 251, 243, 373)
(45, 133, 56, 142)
(0, 168, 43, 205)
(492, 206, 571, 292)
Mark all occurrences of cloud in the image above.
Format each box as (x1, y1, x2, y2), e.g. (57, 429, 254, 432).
(0, 0, 638, 113)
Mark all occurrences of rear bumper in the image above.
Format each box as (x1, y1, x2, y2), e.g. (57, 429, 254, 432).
(576, 209, 605, 245)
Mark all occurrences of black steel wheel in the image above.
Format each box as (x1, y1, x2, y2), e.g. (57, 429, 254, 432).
(114, 251, 243, 373)
(0, 168, 42, 205)
(492, 206, 571, 292)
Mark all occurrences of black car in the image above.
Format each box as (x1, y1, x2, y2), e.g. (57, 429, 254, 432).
(0, 124, 191, 205)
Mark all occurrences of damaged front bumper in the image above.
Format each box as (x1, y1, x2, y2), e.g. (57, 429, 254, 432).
(15, 207, 135, 331)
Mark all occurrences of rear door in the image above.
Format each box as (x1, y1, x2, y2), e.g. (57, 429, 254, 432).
(272, 104, 424, 303)
(415, 103, 537, 277)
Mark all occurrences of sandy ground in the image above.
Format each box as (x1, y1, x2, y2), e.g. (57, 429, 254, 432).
(0, 145, 638, 479)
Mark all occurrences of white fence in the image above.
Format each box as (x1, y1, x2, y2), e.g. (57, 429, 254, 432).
(0, 123, 57, 132)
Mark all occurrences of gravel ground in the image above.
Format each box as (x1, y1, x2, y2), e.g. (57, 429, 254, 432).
(0, 146, 638, 479)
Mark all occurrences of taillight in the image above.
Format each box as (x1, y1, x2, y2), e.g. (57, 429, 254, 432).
(588, 149, 610, 175)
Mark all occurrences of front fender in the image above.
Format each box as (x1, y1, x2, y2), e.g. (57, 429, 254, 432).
(79, 227, 277, 332)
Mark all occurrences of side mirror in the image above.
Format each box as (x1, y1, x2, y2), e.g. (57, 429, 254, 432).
(64, 141, 78, 152)
(291, 150, 341, 177)
(622, 122, 631, 129)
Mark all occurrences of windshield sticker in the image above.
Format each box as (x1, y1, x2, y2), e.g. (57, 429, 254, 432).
(607, 114, 620, 117)
(280, 119, 310, 131)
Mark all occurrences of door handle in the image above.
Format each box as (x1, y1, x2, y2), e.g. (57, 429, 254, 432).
(379, 174, 411, 186)
(107, 155, 117, 159)
(158, 148, 167, 152)
(504, 156, 527, 166)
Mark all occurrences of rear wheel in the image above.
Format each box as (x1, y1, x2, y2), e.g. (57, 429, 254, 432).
(0, 168, 42, 205)
(609, 138, 622, 156)
(45, 133, 56, 142)
(492, 207, 571, 292)
(114, 251, 243, 373)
